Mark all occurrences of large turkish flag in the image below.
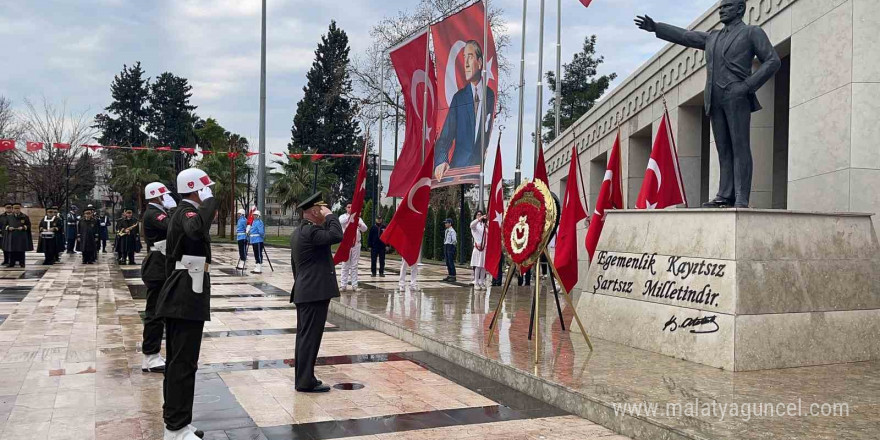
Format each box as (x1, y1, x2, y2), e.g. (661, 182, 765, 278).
(381, 147, 434, 266)
(485, 140, 504, 279)
(387, 31, 437, 198)
(333, 142, 368, 264)
(430, 1, 499, 187)
(635, 111, 686, 209)
(554, 146, 587, 293)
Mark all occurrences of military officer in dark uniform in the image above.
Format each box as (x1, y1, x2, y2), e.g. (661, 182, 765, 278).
(140, 182, 178, 374)
(0, 203, 11, 265)
(37, 206, 63, 265)
(156, 168, 217, 440)
(290, 193, 343, 393)
(77, 205, 100, 264)
(5, 203, 32, 268)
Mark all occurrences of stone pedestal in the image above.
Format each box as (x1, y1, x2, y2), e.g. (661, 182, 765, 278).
(575, 209, 880, 371)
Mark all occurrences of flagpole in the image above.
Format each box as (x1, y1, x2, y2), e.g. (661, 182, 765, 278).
(534, 0, 546, 171)
(257, 0, 267, 214)
(421, 23, 430, 164)
(377, 61, 385, 222)
(554, 0, 561, 139)
(514, 0, 527, 187)
(479, 0, 489, 210)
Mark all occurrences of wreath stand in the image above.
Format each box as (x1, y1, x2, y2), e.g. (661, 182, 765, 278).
(487, 246, 593, 365)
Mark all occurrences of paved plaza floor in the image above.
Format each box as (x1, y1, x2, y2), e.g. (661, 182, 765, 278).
(0, 246, 628, 440)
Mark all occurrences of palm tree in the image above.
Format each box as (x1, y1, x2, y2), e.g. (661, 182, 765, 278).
(109, 150, 174, 210)
(195, 118, 252, 237)
(269, 156, 336, 211)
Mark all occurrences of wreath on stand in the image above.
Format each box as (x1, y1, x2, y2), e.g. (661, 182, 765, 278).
(502, 180, 557, 271)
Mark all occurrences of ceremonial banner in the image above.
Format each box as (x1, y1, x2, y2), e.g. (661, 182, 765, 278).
(584, 132, 623, 261)
(635, 111, 686, 209)
(485, 139, 504, 279)
(333, 144, 368, 264)
(387, 31, 437, 198)
(430, 1, 499, 187)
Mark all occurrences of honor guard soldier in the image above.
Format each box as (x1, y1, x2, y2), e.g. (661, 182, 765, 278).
(116, 208, 140, 265)
(77, 205, 100, 264)
(290, 192, 343, 393)
(4, 203, 32, 268)
(37, 206, 63, 265)
(98, 208, 110, 253)
(156, 168, 217, 440)
(235, 209, 248, 270)
(65, 206, 79, 254)
(0, 203, 12, 265)
(140, 182, 177, 373)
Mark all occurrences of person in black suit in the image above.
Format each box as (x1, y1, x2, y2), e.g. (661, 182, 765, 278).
(290, 192, 343, 393)
(636, 0, 780, 208)
(368, 217, 386, 277)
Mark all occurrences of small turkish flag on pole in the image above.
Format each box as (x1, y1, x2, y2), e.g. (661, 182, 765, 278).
(381, 147, 434, 266)
(635, 111, 687, 209)
(534, 139, 549, 186)
(584, 131, 623, 261)
(333, 139, 369, 264)
(27, 141, 44, 152)
(554, 145, 588, 293)
(485, 138, 504, 279)
(0, 139, 15, 151)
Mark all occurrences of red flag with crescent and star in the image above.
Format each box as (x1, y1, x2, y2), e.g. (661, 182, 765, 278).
(0, 139, 14, 152)
(535, 141, 549, 186)
(485, 138, 504, 279)
(430, 0, 499, 187)
(579, 0, 593, 7)
(635, 111, 686, 209)
(381, 147, 434, 266)
(387, 31, 437, 198)
(333, 141, 369, 264)
(26, 141, 44, 152)
(554, 145, 587, 292)
(585, 131, 623, 261)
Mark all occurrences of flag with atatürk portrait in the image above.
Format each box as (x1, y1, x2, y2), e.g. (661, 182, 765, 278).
(430, 0, 499, 188)
(387, 31, 437, 198)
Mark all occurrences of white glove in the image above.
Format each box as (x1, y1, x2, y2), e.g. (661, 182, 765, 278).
(198, 186, 213, 201)
(162, 194, 177, 209)
(245, 225, 252, 234)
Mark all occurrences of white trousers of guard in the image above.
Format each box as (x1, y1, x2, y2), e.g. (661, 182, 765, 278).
(399, 257, 420, 287)
(340, 245, 360, 287)
(473, 267, 487, 287)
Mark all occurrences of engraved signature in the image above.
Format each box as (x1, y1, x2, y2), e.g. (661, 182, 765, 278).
(663, 314, 719, 334)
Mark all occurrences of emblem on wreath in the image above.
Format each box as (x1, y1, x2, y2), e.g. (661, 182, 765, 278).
(502, 180, 558, 269)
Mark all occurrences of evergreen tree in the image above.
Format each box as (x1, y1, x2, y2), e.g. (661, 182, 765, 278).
(289, 21, 360, 203)
(423, 207, 435, 260)
(95, 62, 150, 147)
(148, 72, 198, 178)
(460, 203, 473, 264)
(542, 35, 616, 142)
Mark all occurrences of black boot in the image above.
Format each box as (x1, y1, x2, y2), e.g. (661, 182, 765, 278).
(701, 198, 733, 208)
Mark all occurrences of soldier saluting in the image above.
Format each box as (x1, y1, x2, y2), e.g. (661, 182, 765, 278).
(139, 181, 177, 374)
(290, 192, 343, 393)
(156, 168, 217, 440)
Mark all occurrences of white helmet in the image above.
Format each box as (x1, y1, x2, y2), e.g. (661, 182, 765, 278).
(176, 168, 215, 194)
(144, 182, 170, 200)
(237, 208, 246, 215)
(253, 210, 261, 216)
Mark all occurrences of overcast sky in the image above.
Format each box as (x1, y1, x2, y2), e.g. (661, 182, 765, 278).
(0, 0, 717, 181)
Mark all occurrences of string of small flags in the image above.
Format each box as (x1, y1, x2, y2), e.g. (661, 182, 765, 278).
(0, 139, 361, 161)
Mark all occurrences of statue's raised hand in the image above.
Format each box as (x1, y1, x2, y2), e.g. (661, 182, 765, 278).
(635, 15, 656, 32)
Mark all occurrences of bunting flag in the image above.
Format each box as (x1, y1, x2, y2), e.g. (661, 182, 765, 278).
(180, 147, 195, 154)
(53, 143, 71, 150)
(199, 150, 213, 155)
(272, 152, 284, 157)
(290, 153, 303, 160)
(579, 0, 593, 7)
(635, 111, 686, 209)
(311, 154, 324, 162)
(246, 152, 259, 157)
(0, 140, 15, 151)
(485, 138, 504, 279)
(584, 131, 624, 261)
(387, 30, 437, 198)
(156, 146, 172, 151)
(131, 146, 147, 150)
(333, 142, 369, 264)
(227, 152, 239, 159)
(84, 144, 102, 151)
(27, 141, 44, 152)
(554, 145, 587, 293)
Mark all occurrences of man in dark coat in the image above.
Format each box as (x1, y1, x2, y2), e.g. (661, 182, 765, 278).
(77, 205, 100, 264)
(0, 203, 11, 265)
(65, 207, 79, 254)
(5, 203, 33, 268)
(368, 217, 386, 277)
(155, 168, 217, 440)
(290, 192, 343, 393)
(140, 182, 177, 373)
(97, 208, 110, 253)
(37, 206, 63, 265)
(635, 0, 780, 207)
(116, 208, 139, 265)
